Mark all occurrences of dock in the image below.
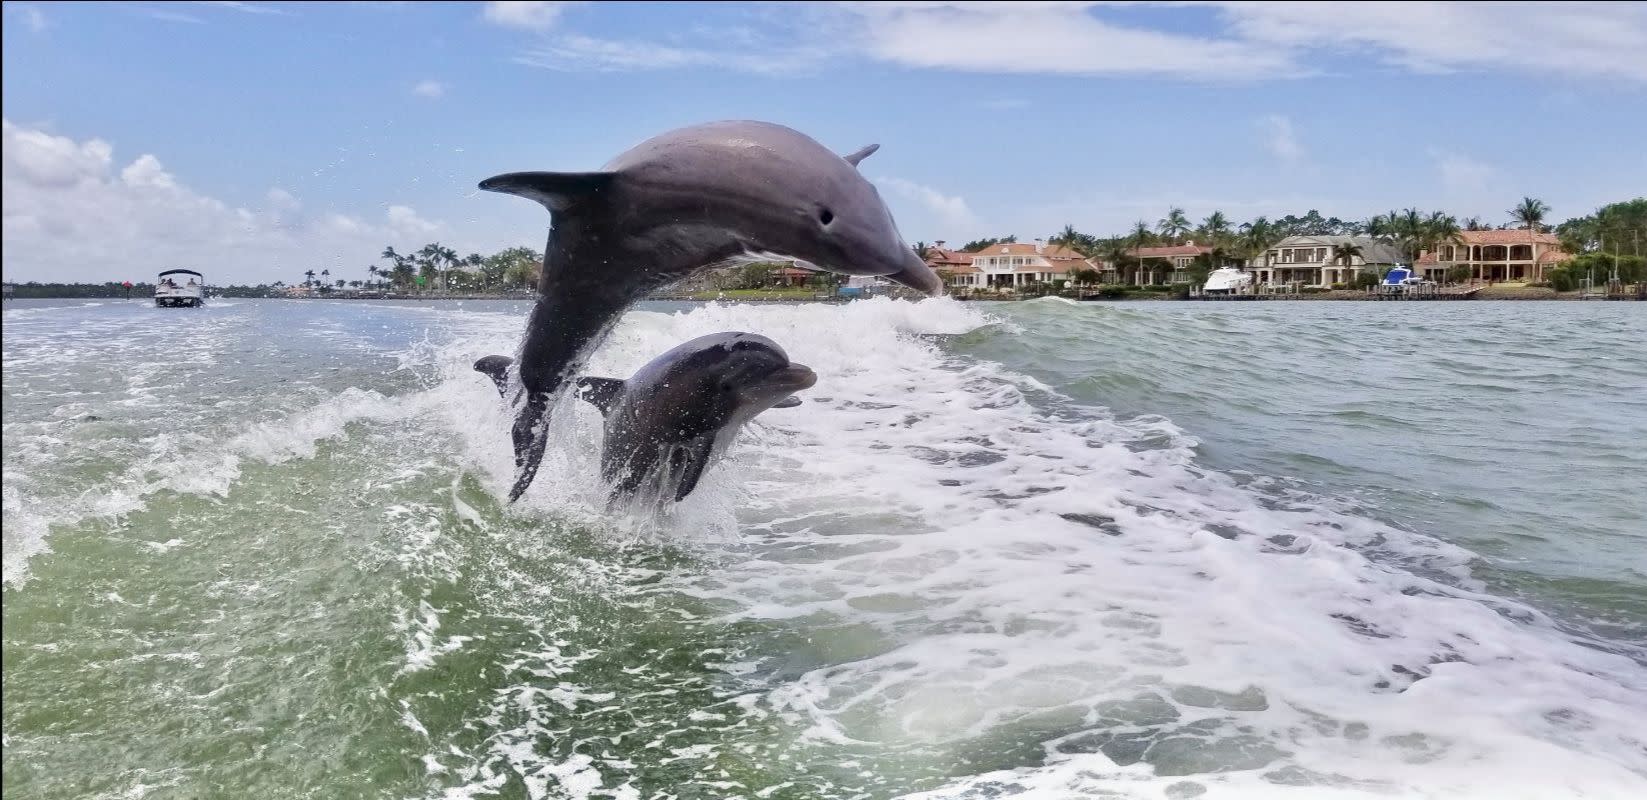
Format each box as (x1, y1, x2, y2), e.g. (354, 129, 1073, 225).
(1369, 285, 1484, 301)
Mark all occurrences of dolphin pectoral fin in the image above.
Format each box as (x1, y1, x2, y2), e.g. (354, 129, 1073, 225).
(772, 396, 802, 409)
(669, 436, 717, 503)
(479, 171, 616, 212)
(843, 144, 879, 167)
(474, 355, 515, 396)
(574, 377, 626, 415)
(508, 392, 551, 502)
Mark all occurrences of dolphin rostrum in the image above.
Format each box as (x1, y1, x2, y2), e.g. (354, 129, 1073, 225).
(479, 120, 941, 501)
(473, 332, 815, 507)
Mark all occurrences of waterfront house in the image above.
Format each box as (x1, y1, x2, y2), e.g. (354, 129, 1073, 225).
(771, 266, 816, 286)
(922, 241, 976, 274)
(1248, 235, 1402, 287)
(1100, 243, 1237, 285)
(951, 240, 1094, 290)
(1413, 230, 1569, 283)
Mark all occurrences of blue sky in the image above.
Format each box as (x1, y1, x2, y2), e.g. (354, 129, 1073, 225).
(3, 1, 1645, 284)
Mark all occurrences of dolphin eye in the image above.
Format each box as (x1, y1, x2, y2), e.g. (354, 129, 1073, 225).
(819, 208, 834, 226)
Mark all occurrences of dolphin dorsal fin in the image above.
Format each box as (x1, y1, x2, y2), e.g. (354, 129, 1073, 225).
(479, 171, 616, 212)
(772, 396, 802, 409)
(575, 377, 626, 414)
(842, 144, 879, 167)
(473, 354, 514, 396)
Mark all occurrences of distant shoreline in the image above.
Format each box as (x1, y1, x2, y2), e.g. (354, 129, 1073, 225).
(3, 287, 1637, 303)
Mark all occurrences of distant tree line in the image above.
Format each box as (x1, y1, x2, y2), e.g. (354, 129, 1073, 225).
(918, 196, 1645, 289)
(1, 282, 294, 298)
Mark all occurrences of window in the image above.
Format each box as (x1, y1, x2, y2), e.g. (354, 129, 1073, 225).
(1316, 248, 1327, 262)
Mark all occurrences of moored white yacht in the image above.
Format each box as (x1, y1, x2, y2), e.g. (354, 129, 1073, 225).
(1201, 266, 1254, 295)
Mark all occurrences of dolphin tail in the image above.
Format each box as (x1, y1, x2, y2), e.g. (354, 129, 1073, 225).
(508, 391, 552, 502)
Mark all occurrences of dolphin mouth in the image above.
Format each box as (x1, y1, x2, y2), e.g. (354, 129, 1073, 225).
(765, 364, 818, 392)
(883, 250, 945, 296)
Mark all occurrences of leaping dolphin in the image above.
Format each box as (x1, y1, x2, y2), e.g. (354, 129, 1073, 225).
(475, 332, 815, 507)
(479, 120, 942, 501)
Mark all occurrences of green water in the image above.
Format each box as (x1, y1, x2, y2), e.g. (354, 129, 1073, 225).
(5, 298, 1645, 800)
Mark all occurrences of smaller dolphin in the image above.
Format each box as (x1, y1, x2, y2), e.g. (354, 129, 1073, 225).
(474, 332, 815, 506)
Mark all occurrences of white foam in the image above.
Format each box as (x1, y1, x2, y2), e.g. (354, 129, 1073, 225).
(418, 297, 1646, 799)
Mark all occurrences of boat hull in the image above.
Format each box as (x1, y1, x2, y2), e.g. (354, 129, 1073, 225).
(155, 296, 203, 308)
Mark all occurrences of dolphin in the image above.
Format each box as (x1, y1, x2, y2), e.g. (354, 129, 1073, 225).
(479, 120, 942, 501)
(473, 332, 816, 506)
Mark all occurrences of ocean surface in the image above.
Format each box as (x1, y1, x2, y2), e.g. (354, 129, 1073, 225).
(3, 296, 1644, 800)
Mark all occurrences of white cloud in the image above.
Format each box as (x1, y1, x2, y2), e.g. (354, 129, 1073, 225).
(486, 2, 1647, 83)
(875, 176, 980, 234)
(483, 1, 572, 31)
(1429, 149, 1501, 214)
(412, 80, 446, 98)
(141, 8, 206, 24)
(120, 154, 177, 189)
(848, 2, 1296, 82)
(193, 1, 289, 14)
(1219, 1, 1647, 82)
(514, 34, 827, 74)
(7, 3, 47, 33)
(1, 119, 449, 285)
(1258, 114, 1302, 164)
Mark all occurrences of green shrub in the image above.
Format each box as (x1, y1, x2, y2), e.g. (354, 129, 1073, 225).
(1094, 286, 1129, 299)
(1301, 287, 1330, 294)
(1548, 268, 1579, 292)
(1330, 282, 1346, 290)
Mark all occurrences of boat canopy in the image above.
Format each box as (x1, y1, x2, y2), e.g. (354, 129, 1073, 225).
(158, 269, 203, 278)
(1382, 267, 1412, 285)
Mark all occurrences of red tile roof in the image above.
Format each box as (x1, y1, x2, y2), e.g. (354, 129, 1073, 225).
(972, 242, 1087, 259)
(1129, 244, 1212, 258)
(923, 247, 976, 270)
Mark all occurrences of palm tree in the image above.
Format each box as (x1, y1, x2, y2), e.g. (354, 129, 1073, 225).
(1157, 208, 1192, 244)
(1332, 241, 1364, 285)
(1239, 217, 1279, 266)
(1423, 211, 1463, 258)
(1509, 197, 1550, 232)
(1101, 236, 1134, 285)
(1463, 216, 1487, 231)
(320, 268, 330, 291)
(1051, 224, 1079, 248)
(1200, 211, 1231, 248)
(303, 269, 316, 288)
(1130, 221, 1156, 284)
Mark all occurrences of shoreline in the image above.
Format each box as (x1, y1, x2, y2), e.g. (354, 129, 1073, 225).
(4, 287, 1638, 303)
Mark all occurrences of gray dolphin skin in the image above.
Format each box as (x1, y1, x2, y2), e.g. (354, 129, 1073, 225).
(474, 332, 815, 506)
(479, 120, 942, 501)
